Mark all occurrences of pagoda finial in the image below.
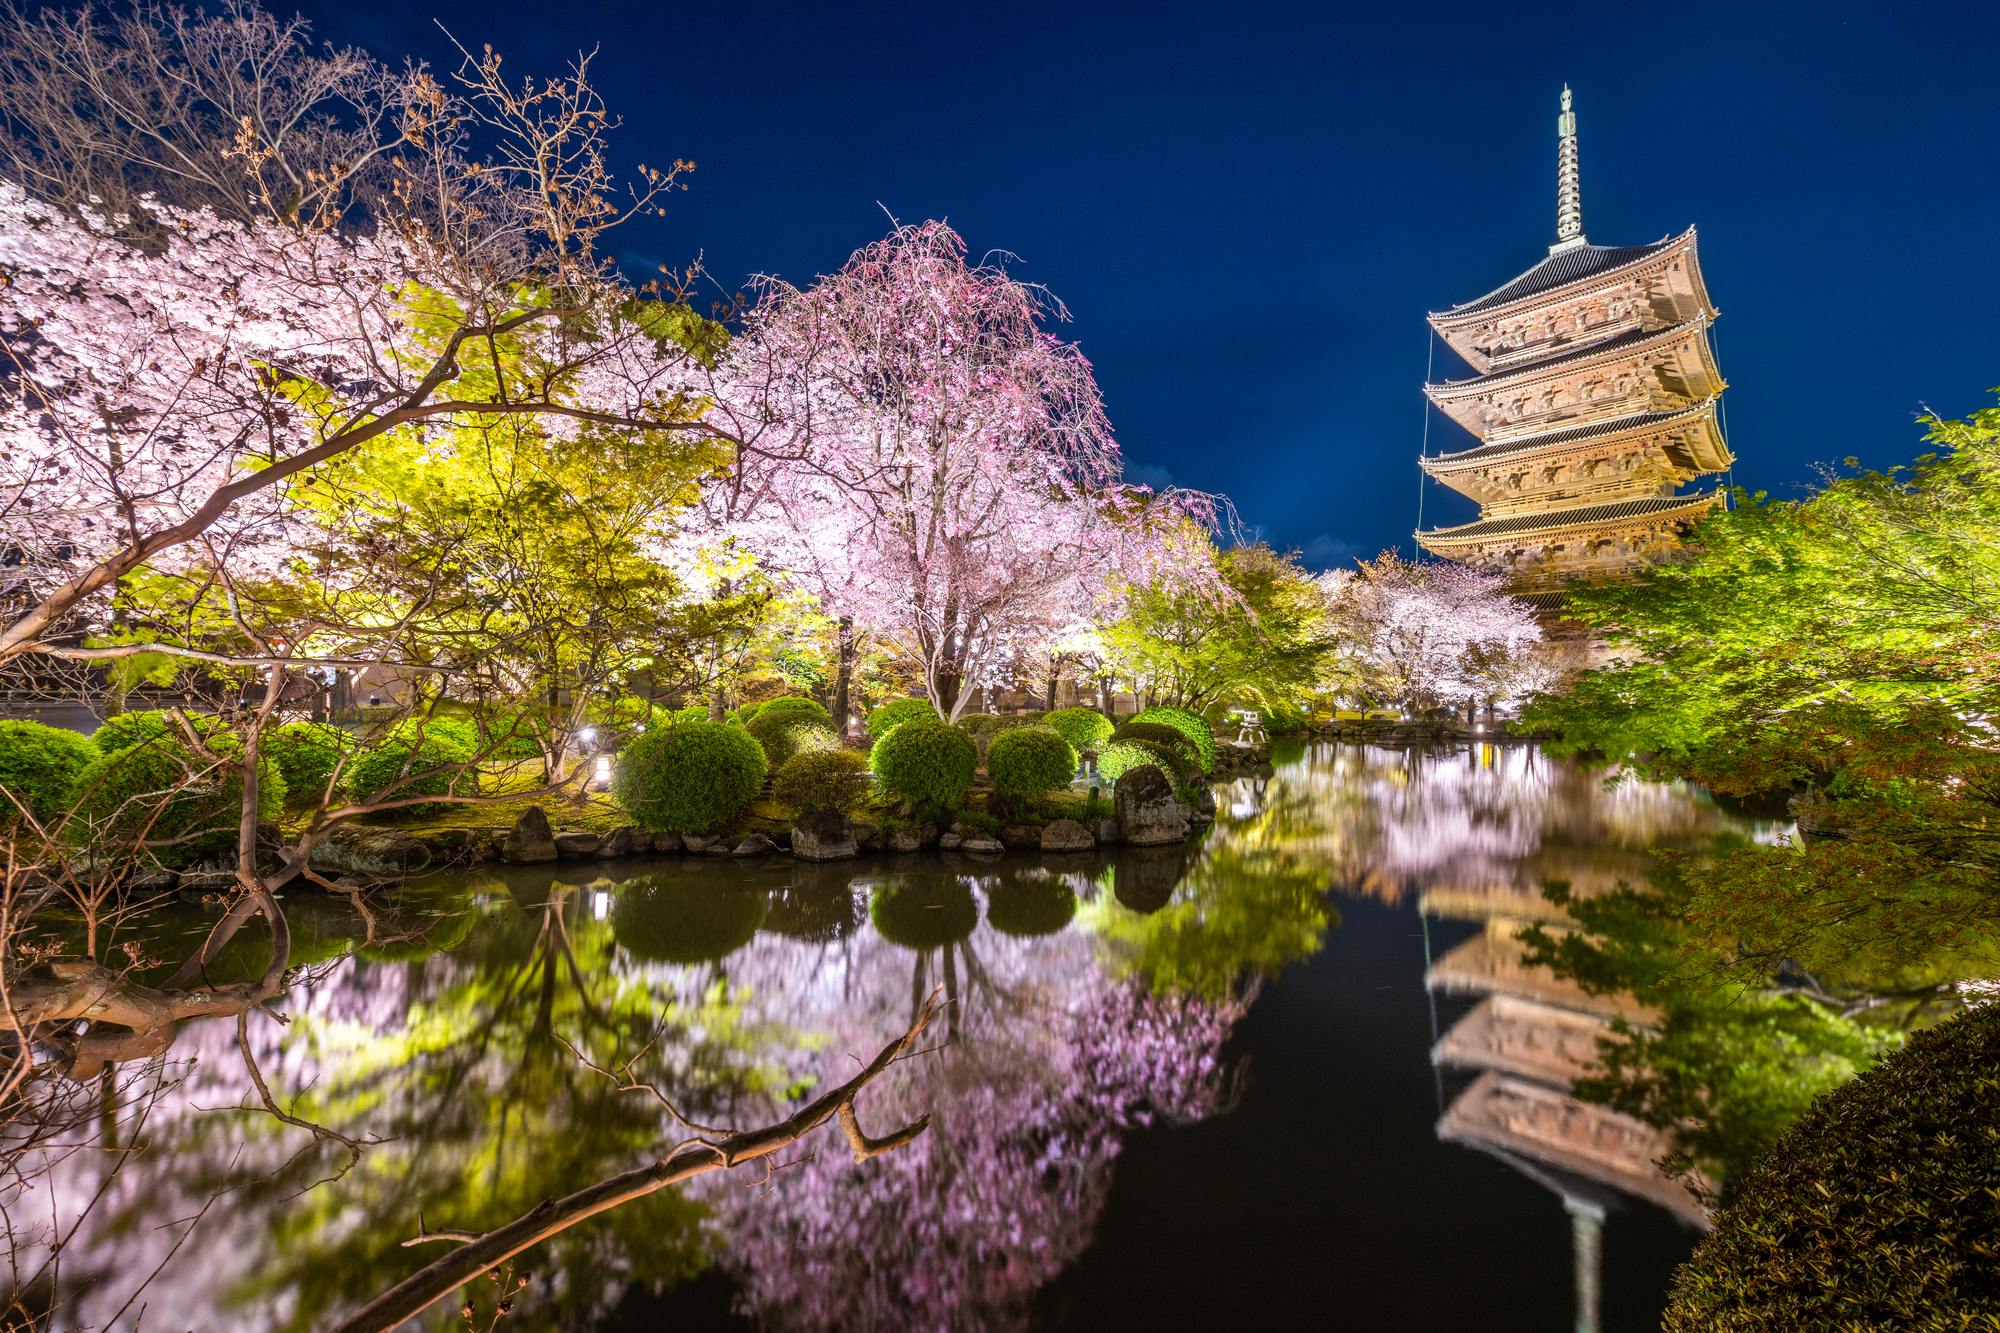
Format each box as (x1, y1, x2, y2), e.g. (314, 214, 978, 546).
(1553, 84, 1585, 252)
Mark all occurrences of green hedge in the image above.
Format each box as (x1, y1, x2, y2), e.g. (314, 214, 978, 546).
(773, 750, 870, 815)
(613, 875, 767, 963)
(757, 696, 832, 722)
(345, 721, 475, 816)
(1044, 707, 1114, 752)
(865, 698, 938, 739)
(1662, 1002, 2000, 1331)
(1130, 706, 1218, 772)
(868, 716, 976, 807)
(67, 732, 284, 862)
(92, 709, 223, 755)
(1109, 721, 1199, 773)
(987, 727, 1077, 800)
(263, 721, 355, 808)
(613, 722, 766, 834)
(0, 720, 98, 823)
(1258, 705, 1305, 736)
(1096, 739, 1193, 801)
(870, 880, 978, 949)
(745, 710, 842, 769)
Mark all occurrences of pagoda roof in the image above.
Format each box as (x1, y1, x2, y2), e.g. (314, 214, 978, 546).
(1417, 491, 1722, 544)
(1428, 321, 1701, 398)
(1425, 401, 1716, 468)
(1434, 234, 1682, 320)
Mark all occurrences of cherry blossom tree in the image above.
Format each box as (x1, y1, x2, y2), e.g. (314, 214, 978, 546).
(705, 221, 1219, 720)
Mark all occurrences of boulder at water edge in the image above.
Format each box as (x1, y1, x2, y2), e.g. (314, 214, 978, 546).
(502, 806, 559, 863)
(791, 812, 857, 862)
(1041, 819, 1094, 852)
(1115, 765, 1188, 846)
(553, 830, 600, 858)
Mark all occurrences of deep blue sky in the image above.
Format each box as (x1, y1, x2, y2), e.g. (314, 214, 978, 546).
(299, 0, 2000, 568)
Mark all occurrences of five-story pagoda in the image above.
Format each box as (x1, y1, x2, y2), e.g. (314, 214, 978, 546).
(1415, 88, 1732, 597)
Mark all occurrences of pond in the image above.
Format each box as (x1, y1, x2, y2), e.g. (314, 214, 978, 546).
(31, 742, 1791, 1331)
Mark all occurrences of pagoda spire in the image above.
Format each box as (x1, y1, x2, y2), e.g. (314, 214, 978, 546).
(1553, 85, 1584, 252)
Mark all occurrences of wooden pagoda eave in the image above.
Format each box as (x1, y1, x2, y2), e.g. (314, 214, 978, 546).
(1421, 400, 1731, 480)
(1416, 491, 1725, 553)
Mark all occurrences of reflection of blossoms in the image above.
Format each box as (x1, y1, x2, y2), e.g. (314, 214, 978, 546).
(705, 943, 1241, 1333)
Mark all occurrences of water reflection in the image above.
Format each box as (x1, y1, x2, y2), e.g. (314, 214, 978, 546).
(27, 741, 1776, 1331)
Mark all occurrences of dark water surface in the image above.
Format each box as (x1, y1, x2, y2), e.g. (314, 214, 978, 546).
(46, 743, 1787, 1331)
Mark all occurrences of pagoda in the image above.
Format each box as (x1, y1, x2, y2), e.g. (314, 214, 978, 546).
(1415, 88, 1732, 598)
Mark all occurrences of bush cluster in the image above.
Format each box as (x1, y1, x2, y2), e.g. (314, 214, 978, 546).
(865, 698, 938, 739)
(773, 749, 870, 815)
(745, 709, 842, 769)
(1129, 706, 1218, 772)
(263, 721, 355, 807)
(613, 721, 766, 834)
(1258, 705, 1305, 735)
(68, 729, 285, 862)
(758, 696, 832, 722)
(1109, 721, 1200, 773)
(1663, 1001, 2000, 1330)
(345, 720, 475, 816)
(869, 715, 976, 807)
(1043, 707, 1114, 753)
(986, 726, 1077, 802)
(0, 720, 99, 824)
(1095, 739, 1193, 801)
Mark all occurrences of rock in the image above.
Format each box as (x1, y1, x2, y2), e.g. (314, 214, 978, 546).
(1095, 818, 1122, 845)
(598, 826, 637, 857)
(732, 833, 777, 857)
(502, 807, 560, 864)
(792, 812, 857, 862)
(998, 825, 1041, 850)
(1194, 787, 1218, 817)
(959, 835, 1004, 855)
(1041, 819, 1094, 852)
(938, 832, 963, 849)
(887, 824, 924, 852)
(651, 830, 684, 853)
(1114, 765, 1188, 846)
(919, 821, 940, 847)
(310, 825, 435, 876)
(681, 833, 721, 853)
(851, 821, 884, 850)
(553, 831, 601, 858)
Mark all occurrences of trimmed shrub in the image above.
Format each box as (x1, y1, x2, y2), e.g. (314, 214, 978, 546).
(92, 709, 223, 755)
(735, 700, 766, 721)
(1044, 707, 1114, 753)
(0, 720, 99, 823)
(1258, 705, 1305, 735)
(868, 716, 977, 808)
(865, 698, 938, 740)
(1109, 722, 1200, 773)
(263, 721, 355, 808)
(1130, 706, 1218, 773)
(985, 876, 1077, 937)
(870, 880, 978, 949)
(345, 721, 476, 815)
(757, 696, 832, 722)
(67, 732, 285, 862)
(987, 727, 1077, 800)
(613, 875, 768, 963)
(773, 749, 870, 815)
(1096, 739, 1194, 801)
(745, 709, 842, 769)
(613, 722, 766, 834)
(1661, 1002, 2000, 1331)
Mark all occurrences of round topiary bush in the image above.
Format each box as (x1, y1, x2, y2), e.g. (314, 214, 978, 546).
(1096, 739, 1194, 801)
(985, 876, 1077, 937)
(67, 732, 285, 862)
(1109, 721, 1200, 773)
(758, 696, 832, 722)
(987, 727, 1077, 800)
(1661, 1003, 2000, 1331)
(869, 879, 978, 949)
(868, 716, 977, 808)
(745, 709, 842, 769)
(263, 721, 355, 808)
(773, 749, 870, 815)
(865, 698, 939, 740)
(1130, 706, 1218, 773)
(612, 874, 768, 963)
(1044, 707, 1114, 753)
(345, 721, 475, 816)
(612, 722, 767, 834)
(0, 720, 99, 824)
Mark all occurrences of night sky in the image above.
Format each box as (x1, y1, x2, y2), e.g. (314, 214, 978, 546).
(293, 0, 2000, 569)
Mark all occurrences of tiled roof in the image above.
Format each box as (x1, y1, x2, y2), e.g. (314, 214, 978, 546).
(1428, 321, 1703, 397)
(1425, 402, 1713, 467)
(1418, 492, 1722, 544)
(1440, 238, 1679, 318)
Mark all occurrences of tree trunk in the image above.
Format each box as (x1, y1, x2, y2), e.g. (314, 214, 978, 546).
(1046, 670, 1060, 712)
(1098, 675, 1116, 721)
(832, 616, 855, 733)
(708, 578, 732, 722)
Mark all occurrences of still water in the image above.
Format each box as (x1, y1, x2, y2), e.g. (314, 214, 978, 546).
(47, 742, 1787, 1331)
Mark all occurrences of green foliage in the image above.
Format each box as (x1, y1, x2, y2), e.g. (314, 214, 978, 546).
(1096, 739, 1194, 801)
(744, 709, 841, 769)
(1043, 707, 1114, 752)
(1258, 705, 1304, 735)
(772, 750, 870, 816)
(1519, 870, 1894, 1188)
(869, 880, 978, 949)
(865, 698, 938, 739)
(868, 716, 976, 807)
(0, 720, 98, 823)
(984, 875, 1077, 937)
(1662, 1003, 2000, 1331)
(92, 709, 222, 755)
(1130, 706, 1219, 772)
(756, 696, 831, 722)
(986, 727, 1077, 799)
(735, 700, 765, 720)
(263, 721, 355, 808)
(1109, 721, 1200, 773)
(612, 875, 767, 963)
(612, 722, 766, 834)
(67, 731, 285, 862)
(345, 721, 475, 816)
